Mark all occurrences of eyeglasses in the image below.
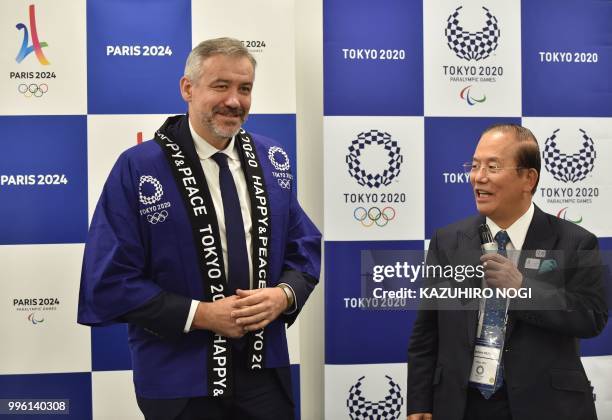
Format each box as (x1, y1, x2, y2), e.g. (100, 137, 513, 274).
(462, 162, 524, 175)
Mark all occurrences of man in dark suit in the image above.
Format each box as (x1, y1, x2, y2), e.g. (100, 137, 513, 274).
(78, 38, 321, 420)
(406, 124, 607, 420)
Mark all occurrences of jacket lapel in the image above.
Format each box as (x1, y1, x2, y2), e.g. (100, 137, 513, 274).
(506, 205, 557, 339)
(175, 114, 201, 168)
(518, 205, 557, 269)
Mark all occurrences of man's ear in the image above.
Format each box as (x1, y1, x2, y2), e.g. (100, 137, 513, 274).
(525, 168, 538, 193)
(179, 76, 192, 102)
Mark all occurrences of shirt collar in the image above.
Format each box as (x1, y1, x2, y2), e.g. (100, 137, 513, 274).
(189, 120, 240, 162)
(486, 202, 534, 250)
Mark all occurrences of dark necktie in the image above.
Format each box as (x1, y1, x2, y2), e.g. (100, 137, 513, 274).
(495, 230, 510, 258)
(210, 153, 249, 293)
(478, 230, 510, 398)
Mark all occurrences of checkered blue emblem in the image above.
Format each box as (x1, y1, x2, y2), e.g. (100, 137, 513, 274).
(543, 128, 596, 183)
(346, 375, 403, 420)
(445, 6, 500, 61)
(346, 130, 403, 188)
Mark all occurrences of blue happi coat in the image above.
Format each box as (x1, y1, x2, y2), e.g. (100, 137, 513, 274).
(78, 115, 321, 398)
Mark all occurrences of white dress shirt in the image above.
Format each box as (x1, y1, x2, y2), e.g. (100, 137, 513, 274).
(182, 123, 253, 331)
(476, 202, 535, 336)
(183, 122, 295, 332)
(486, 201, 535, 265)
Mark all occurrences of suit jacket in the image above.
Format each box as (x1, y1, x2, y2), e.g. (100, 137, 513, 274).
(78, 115, 321, 399)
(407, 205, 607, 420)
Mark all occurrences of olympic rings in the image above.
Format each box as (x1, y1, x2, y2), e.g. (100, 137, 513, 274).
(278, 178, 291, 189)
(18, 83, 48, 98)
(147, 210, 168, 224)
(353, 206, 396, 227)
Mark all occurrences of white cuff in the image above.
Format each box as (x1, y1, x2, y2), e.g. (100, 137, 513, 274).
(279, 283, 297, 315)
(183, 299, 199, 333)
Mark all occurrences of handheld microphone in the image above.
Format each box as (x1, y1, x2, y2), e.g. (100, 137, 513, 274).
(478, 224, 497, 254)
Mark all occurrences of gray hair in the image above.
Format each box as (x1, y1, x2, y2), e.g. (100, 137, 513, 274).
(184, 37, 257, 82)
(481, 123, 541, 195)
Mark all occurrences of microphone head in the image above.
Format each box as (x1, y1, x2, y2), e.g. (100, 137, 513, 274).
(478, 224, 493, 245)
(478, 224, 497, 253)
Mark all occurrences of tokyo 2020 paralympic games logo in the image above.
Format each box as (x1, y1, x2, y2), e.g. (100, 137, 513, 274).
(460, 85, 486, 105)
(556, 207, 582, 224)
(543, 129, 596, 183)
(346, 130, 403, 188)
(15, 4, 50, 65)
(139, 175, 164, 205)
(445, 6, 500, 62)
(346, 375, 403, 419)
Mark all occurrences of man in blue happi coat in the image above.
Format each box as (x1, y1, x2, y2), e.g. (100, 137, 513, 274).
(78, 37, 321, 420)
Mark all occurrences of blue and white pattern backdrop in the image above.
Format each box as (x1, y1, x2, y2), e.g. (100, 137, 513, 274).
(0, 1, 300, 419)
(324, 0, 612, 418)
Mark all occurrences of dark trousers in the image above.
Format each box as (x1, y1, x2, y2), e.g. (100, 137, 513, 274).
(136, 348, 294, 420)
(464, 385, 512, 420)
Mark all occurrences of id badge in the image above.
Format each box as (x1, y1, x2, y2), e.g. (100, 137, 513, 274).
(469, 345, 501, 386)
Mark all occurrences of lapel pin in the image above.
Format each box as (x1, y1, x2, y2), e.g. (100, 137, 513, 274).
(524, 258, 541, 270)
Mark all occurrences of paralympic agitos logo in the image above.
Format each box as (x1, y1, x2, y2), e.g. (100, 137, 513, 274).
(556, 207, 582, 224)
(460, 85, 486, 106)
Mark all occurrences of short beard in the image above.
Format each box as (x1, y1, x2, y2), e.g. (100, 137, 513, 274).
(202, 106, 248, 141)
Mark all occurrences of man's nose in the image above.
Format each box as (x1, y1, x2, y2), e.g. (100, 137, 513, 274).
(223, 90, 241, 108)
(472, 167, 489, 184)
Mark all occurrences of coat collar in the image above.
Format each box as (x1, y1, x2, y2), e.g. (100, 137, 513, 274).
(456, 205, 557, 258)
(158, 114, 201, 168)
(521, 205, 557, 255)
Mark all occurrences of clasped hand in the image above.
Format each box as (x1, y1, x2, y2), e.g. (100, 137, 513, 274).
(193, 287, 288, 338)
